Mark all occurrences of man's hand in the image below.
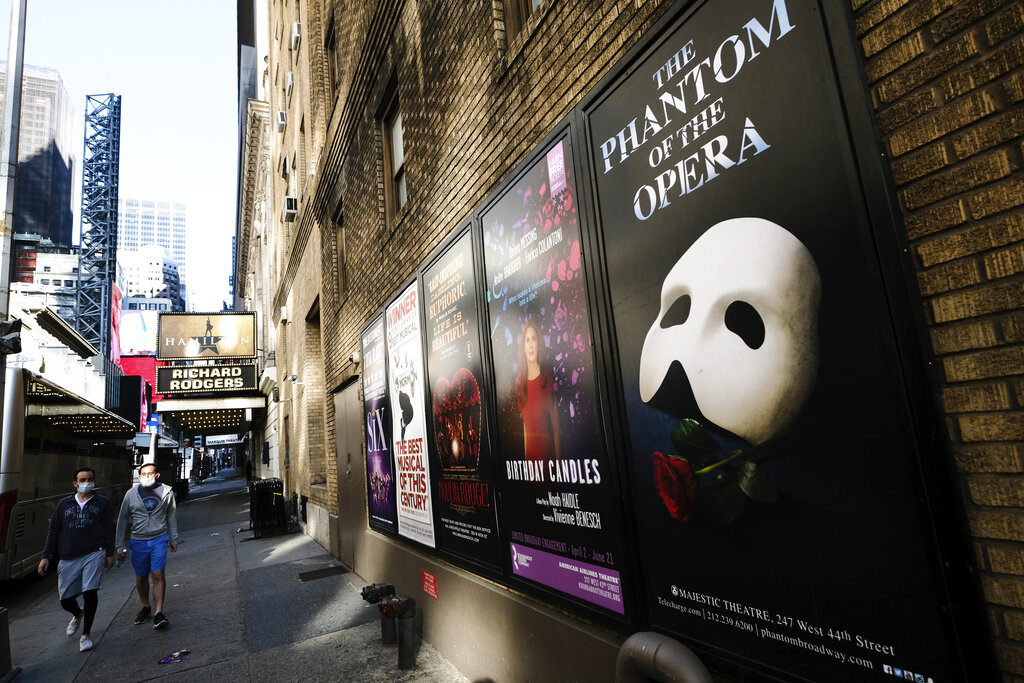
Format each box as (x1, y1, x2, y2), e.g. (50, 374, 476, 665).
(105, 556, 115, 571)
(37, 558, 49, 576)
(170, 543, 178, 553)
(116, 549, 126, 562)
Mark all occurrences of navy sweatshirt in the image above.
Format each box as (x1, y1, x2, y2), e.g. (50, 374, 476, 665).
(41, 494, 115, 562)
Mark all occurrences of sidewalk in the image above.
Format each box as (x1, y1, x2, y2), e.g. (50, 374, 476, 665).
(7, 470, 469, 682)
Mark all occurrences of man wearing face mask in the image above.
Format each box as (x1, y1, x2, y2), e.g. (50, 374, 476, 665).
(115, 462, 179, 630)
(38, 467, 116, 652)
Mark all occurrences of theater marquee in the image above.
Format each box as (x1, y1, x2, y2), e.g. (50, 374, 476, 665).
(157, 312, 257, 360)
(156, 364, 258, 394)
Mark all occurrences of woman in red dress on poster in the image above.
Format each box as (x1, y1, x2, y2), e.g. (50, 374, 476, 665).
(516, 321, 561, 462)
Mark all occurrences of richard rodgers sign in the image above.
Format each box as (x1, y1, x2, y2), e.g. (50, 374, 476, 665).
(156, 364, 258, 394)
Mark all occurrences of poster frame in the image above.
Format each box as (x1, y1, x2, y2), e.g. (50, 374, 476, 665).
(359, 308, 400, 537)
(384, 274, 438, 550)
(419, 221, 506, 576)
(572, 0, 991, 679)
(472, 122, 637, 627)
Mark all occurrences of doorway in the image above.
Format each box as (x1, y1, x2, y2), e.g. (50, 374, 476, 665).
(333, 381, 364, 568)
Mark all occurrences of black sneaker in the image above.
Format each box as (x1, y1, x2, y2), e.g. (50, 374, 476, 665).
(153, 612, 169, 630)
(133, 606, 151, 625)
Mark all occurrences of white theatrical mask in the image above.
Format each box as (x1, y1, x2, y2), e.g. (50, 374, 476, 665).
(639, 217, 821, 446)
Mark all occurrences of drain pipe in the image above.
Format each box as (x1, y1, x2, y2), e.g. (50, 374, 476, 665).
(616, 632, 713, 683)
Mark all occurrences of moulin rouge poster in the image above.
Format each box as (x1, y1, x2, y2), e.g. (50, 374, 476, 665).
(585, 0, 964, 678)
(423, 231, 502, 569)
(481, 137, 627, 616)
(361, 315, 397, 533)
(386, 283, 435, 548)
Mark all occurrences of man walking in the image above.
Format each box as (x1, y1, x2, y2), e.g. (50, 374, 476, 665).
(38, 467, 116, 652)
(115, 462, 178, 629)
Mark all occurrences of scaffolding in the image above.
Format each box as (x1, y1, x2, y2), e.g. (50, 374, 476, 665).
(74, 94, 121, 354)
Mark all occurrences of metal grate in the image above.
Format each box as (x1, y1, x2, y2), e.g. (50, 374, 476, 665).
(297, 564, 350, 582)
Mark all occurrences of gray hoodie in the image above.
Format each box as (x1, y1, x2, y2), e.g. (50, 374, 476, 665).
(115, 482, 179, 548)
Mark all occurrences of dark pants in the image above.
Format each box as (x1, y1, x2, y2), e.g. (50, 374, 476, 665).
(60, 589, 98, 635)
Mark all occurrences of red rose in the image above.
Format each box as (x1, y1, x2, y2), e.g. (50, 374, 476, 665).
(653, 451, 697, 522)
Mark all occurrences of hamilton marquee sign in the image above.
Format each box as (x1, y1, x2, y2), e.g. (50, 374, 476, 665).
(157, 313, 257, 361)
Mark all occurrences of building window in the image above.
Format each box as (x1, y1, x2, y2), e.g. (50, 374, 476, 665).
(382, 95, 406, 220)
(283, 415, 290, 469)
(334, 207, 347, 299)
(325, 20, 341, 101)
(43, 265, 50, 272)
(40, 278, 49, 285)
(504, 0, 542, 42)
(65, 280, 74, 287)
(299, 117, 308, 186)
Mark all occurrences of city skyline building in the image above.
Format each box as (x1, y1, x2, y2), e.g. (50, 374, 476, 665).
(0, 62, 76, 246)
(10, 241, 79, 322)
(117, 197, 187, 280)
(118, 243, 185, 311)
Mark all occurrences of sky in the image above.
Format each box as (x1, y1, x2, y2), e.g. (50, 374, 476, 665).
(0, 0, 239, 311)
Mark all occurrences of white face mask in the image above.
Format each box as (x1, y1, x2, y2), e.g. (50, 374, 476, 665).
(639, 217, 821, 446)
(139, 475, 157, 488)
(77, 482, 95, 494)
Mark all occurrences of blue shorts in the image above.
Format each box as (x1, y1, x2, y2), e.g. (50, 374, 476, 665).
(129, 534, 169, 577)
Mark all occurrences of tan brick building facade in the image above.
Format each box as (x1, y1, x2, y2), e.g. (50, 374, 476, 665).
(850, 1, 1024, 679)
(238, 0, 1023, 679)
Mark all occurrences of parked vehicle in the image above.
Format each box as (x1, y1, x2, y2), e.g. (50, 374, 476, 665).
(0, 368, 135, 580)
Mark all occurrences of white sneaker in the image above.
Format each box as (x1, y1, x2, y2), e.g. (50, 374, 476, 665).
(79, 635, 94, 652)
(66, 614, 82, 636)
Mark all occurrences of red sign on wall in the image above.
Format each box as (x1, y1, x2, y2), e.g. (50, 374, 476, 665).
(422, 570, 438, 600)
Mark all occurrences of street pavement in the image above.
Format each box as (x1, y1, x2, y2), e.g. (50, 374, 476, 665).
(2, 469, 469, 682)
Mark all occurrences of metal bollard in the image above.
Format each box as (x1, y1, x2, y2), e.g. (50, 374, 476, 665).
(393, 595, 417, 669)
(0, 606, 18, 678)
(359, 583, 397, 647)
(379, 597, 397, 646)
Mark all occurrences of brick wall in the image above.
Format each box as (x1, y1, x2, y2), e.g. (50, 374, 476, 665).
(852, 0, 1024, 679)
(315, 0, 673, 387)
(303, 315, 327, 493)
(258, 0, 1024, 676)
(307, 0, 674, 520)
(266, 0, 331, 505)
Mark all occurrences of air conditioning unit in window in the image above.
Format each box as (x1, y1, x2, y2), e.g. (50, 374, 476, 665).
(276, 110, 287, 132)
(285, 72, 293, 98)
(283, 196, 298, 222)
(290, 22, 301, 51)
